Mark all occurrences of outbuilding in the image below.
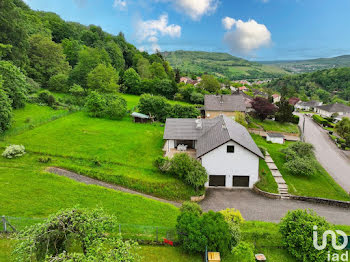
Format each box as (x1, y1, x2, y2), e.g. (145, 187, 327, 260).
(131, 112, 153, 123)
(266, 132, 285, 144)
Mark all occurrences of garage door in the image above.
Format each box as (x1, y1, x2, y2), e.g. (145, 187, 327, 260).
(232, 176, 249, 187)
(209, 175, 226, 187)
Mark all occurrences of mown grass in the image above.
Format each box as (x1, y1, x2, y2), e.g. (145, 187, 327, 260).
(255, 159, 279, 194)
(0, 155, 179, 227)
(252, 134, 350, 201)
(250, 118, 299, 134)
(1, 107, 196, 200)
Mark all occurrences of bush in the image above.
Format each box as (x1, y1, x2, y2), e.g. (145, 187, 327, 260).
(284, 141, 315, 158)
(219, 208, 244, 225)
(38, 90, 56, 107)
(313, 114, 330, 126)
(169, 153, 208, 191)
(85, 91, 107, 118)
(180, 202, 203, 216)
(48, 74, 69, 92)
(2, 145, 26, 159)
(231, 242, 255, 262)
(154, 156, 171, 173)
(170, 104, 200, 118)
(292, 114, 300, 124)
(190, 92, 204, 104)
(284, 157, 315, 176)
(280, 209, 334, 262)
(0, 87, 12, 134)
(38, 157, 51, 163)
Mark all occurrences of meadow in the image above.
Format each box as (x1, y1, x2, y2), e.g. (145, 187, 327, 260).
(252, 134, 350, 201)
(249, 118, 300, 134)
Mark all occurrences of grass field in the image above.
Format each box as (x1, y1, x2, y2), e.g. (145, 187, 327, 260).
(255, 159, 279, 194)
(1, 105, 196, 200)
(249, 118, 299, 134)
(252, 134, 350, 201)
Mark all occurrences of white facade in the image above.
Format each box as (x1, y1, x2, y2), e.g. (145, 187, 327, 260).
(200, 141, 259, 188)
(266, 134, 284, 144)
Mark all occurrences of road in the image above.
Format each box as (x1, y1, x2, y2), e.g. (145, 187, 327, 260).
(201, 189, 350, 225)
(298, 114, 350, 193)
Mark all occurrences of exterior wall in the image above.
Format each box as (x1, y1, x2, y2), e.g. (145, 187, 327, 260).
(166, 140, 175, 151)
(315, 108, 344, 118)
(267, 136, 284, 144)
(201, 140, 259, 188)
(205, 111, 245, 119)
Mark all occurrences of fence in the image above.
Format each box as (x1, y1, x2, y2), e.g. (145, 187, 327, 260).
(1, 216, 177, 243)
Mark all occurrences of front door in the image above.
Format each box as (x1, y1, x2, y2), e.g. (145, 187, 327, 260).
(232, 176, 249, 187)
(209, 175, 226, 187)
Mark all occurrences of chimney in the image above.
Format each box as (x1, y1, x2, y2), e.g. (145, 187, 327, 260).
(195, 119, 202, 129)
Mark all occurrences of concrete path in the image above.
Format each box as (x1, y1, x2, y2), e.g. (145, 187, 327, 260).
(298, 114, 350, 193)
(200, 189, 350, 225)
(265, 152, 289, 198)
(46, 167, 181, 207)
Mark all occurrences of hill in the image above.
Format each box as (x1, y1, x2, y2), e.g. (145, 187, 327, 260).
(161, 50, 289, 80)
(261, 55, 350, 73)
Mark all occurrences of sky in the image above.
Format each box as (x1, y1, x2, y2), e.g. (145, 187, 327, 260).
(23, 0, 350, 61)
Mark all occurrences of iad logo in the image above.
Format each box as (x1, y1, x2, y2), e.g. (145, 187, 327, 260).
(313, 225, 349, 261)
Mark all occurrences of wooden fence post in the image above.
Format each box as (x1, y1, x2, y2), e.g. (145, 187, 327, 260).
(2, 216, 6, 233)
(156, 227, 158, 242)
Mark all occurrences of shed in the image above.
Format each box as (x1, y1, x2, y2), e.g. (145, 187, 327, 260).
(266, 132, 285, 144)
(208, 252, 220, 262)
(131, 112, 152, 123)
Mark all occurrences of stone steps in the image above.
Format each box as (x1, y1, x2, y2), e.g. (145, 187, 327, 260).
(267, 163, 278, 170)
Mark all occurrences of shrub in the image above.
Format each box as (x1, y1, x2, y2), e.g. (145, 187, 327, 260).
(154, 156, 171, 173)
(38, 90, 56, 107)
(170, 104, 200, 118)
(231, 242, 255, 262)
(280, 209, 333, 262)
(48, 74, 69, 92)
(219, 208, 244, 225)
(0, 87, 12, 134)
(169, 153, 208, 191)
(292, 114, 300, 124)
(2, 145, 26, 159)
(103, 94, 127, 120)
(234, 112, 248, 127)
(283, 141, 315, 158)
(38, 157, 51, 163)
(69, 84, 85, 97)
(85, 91, 107, 118)
(284, 157, 315, 176)
(180, 201, 203, 216)
(190, 92, 204, 104)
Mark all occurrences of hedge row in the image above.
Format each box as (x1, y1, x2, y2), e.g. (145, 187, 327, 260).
(312, 114, 333, 127)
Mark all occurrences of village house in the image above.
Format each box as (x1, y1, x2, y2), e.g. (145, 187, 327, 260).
(295, 100, 323, 111)
(272, 94, 281, 104)
(239, 86, 249, 91)
(204, 94, 247, 119)
(163, 115, 264, 188)
(314, 103, 350, 118)
(288, 97, 300, 106)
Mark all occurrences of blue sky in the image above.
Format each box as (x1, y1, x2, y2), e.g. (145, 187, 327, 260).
(24, 0, 350, 61)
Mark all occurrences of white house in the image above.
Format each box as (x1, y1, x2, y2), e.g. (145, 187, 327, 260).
(163, 115, 264, 188)
(272, 94, 281, 104)
(295, 100, 322, 111)
(314, 103, 350, 118)
(266, 133, 285, 144)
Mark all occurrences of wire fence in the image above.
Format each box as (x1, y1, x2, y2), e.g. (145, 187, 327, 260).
(1, 216, 177, 242)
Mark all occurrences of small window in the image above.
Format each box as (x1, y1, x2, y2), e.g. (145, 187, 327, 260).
(227, 145, 235, 153)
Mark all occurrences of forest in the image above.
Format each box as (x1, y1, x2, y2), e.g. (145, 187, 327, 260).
(267, 67, 350, 104)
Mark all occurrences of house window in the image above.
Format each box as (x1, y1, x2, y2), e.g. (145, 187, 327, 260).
(227, 145, 235, 153)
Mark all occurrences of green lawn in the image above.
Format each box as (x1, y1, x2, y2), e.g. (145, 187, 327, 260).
(252, 134, 350, 201)
(1, 106, 195, 200)
(255, 159, 279, 194)
(250, 118, 299, 134)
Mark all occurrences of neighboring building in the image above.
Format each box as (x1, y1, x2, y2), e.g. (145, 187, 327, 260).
(163, 115, 264, 188)
(335, 113, 350, 123)
(239, 86, 249, 91)
(266, 133, 285, 144)
(204, 95, 247, 119)
(295, 100, 323, 111)
(131, 112, 153, 123)
(314, 103, 350, 118)
(180, 77, 191, 84)
(288, 97, 300, 106)
(254, 90, 268, 99)
(272, 94, 281, 104)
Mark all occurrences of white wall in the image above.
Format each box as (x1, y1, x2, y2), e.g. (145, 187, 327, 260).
(266, 136, 284, 144)
(201, 140, 259, 188)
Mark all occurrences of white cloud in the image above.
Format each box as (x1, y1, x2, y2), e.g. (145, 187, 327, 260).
(113, 0, 127, 10)
(223, 18, 272, 55)
(222, 17, 236, 30)
(156, 0, 219, 20)
(136, 14, 181, 52)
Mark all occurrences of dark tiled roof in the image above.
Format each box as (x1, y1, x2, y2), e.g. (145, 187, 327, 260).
(315, 103, 350, 113)
(297, 100, 322, 107)
(204, 95, 246, 112)
(163, 115, 264, 158)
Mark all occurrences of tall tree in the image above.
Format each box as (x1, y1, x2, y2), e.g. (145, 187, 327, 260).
(0, 0, 29, 67)
(105, 41, 125, 70)
(27, 34, 71, 85)
(199, 75, 220, 93)
(61, 38, 82, 67)
(123, 68, 141, 94)
(137, 57, 152, 79)
(150, 62, 168, 79)
(275, 98, 294, 123)
(0, 75, 12, 134)
(87, 64, 119, 93)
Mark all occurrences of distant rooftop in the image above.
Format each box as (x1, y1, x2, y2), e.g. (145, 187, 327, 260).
(204, 95, 246, 112)
(315, 103, 350, 113)
(267, 132, 285, 138)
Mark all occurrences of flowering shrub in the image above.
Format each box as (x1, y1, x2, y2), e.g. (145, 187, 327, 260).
(2, 145, 26, 159)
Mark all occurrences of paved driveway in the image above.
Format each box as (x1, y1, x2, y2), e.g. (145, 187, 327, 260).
(298, 114, 350, 193)
(200, 189, 350, 225)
